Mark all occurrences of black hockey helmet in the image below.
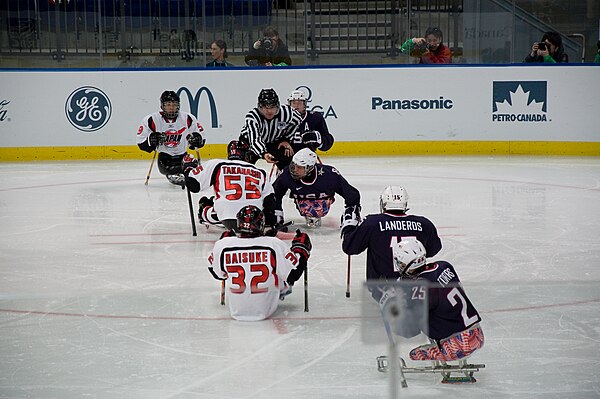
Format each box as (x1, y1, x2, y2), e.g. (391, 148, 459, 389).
(160, 90, 180, 119)
(257, 88, 279, 108)
(227, 140, 250, 161)
(236, 205, 265, 236)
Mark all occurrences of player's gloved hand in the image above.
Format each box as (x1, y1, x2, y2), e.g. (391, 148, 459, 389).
(186, 132, 205, 150)
(301, 130, 322, 148)
(181, 153, 199, 176)
(291, 229, 312, 261)
(220, 229, 236, 239)
(148, 132, 165, 149)
(340, 205, 361, 238)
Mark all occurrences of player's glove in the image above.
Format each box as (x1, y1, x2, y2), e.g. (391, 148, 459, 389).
(181, 153, 199, 176)
(148, 132, 165, 149)
(340, 205, 361, 238)
(301, 130, 322, 148)
(291, 229, 312, 261)
(186, 132, 205, 150)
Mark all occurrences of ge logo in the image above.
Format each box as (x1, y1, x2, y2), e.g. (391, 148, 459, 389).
(65, 86, 112, 132)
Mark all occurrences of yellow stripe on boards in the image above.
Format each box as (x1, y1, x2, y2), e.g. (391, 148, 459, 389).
(0, 141, 599, 162)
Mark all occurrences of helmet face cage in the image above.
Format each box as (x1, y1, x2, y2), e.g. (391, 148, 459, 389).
(160, 91, 180, 119)
(379, 185, 409, 213)
(258, 88, 280, 108)
(393, 240, 426, 277)
(287, 90, 307, 104)
(227, 140, 250, 161)
(290, 148, 317, 180)
(236, 205, 265, 235)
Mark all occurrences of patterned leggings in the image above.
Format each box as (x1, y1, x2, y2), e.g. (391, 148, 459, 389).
(409, 324, 484, 361)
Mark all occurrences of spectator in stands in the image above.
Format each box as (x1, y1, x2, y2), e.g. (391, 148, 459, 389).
(206, 40, 234, 67)
(524, 31, 569, 63)
(245, 26, 292, 67)
(594, 40, 600, 63)
(400, 27, 452, 64)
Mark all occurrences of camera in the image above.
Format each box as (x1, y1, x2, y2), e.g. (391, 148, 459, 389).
(261, 37, 274, 51)
(537, 42, 546, 51)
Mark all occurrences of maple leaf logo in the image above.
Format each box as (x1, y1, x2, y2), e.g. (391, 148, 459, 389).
(494, 85, 545, 114)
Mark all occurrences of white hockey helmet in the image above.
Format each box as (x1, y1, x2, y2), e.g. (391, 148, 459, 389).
(393, 239, 427, 276)
(288, 90, 307, 104)
(380, 185, 409, 213)
(290, 148, 318, 180)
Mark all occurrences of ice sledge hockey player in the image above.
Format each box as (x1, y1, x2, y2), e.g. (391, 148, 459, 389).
(238, 88, 302, 170)
(286, 90, 335, 154)
(272, 148, 361, 228)
(207, 205, 311, 321)
(341, 185, 441, 280)
(378, 239, 484, 361)
(136, 90, 205, 186)
(182, 140, 277, 231)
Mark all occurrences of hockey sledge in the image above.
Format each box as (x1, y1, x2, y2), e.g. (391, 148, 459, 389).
(376, 355, 485, 386)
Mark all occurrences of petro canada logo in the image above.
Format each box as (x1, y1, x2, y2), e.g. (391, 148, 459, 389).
(65, 86, 112, 132)
(492, 81, 548, 122)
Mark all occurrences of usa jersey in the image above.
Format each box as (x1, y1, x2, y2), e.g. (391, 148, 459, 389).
(272, 164, 360, 211)
(342, 212, 441, 281)
(208, 235, 300, 321)
(409, 261, 481, 340)
(239, 105, 302, 157)
(289, 110, 335, 152)
(187, 159, 274, 220)
(136, 111, 203, 156)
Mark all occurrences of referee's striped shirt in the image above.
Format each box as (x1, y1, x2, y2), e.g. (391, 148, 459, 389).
(239, 105, 302, 157)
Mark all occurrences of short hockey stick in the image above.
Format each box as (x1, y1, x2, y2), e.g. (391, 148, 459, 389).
(304, 261, 309, 312)
(144, 150, 157, 185)
(220, 280, 226, 306)
(186, 185, 197, 236)
(346, 255, 351, 298)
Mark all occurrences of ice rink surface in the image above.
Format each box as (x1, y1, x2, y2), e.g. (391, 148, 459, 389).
(1, 156, 599, 398)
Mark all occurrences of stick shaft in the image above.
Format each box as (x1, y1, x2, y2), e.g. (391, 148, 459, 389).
(220, 280, 226, 306)
(346, 255, 351, 298)
(144, 150, 157, 185)
(186, 185, 197, 236)
(304, 264, 309, 312)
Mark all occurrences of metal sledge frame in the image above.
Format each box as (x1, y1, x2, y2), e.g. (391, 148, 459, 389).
(376, 355, 485, 385)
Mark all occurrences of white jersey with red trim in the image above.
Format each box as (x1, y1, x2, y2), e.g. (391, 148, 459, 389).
(208, 235, 300, 321)
(187, 159, 274, 220)
(136, 111, 203, 156)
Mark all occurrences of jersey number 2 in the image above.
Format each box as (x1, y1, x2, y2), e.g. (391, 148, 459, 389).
(226, 264, 279, 294)
(447, 287, 478, 327)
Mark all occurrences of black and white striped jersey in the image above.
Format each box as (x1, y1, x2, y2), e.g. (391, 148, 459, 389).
(239, 105, 302, 157)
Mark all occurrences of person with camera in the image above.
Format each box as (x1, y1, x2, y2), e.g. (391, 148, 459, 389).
(524, 31, 569, 63)
(245, 26, 292, 67)
(399, 27, 452, 64)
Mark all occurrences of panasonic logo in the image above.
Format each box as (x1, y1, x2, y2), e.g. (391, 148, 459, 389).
(371, 96, 454, 110)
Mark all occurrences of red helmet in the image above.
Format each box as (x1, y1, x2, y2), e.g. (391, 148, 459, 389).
(227, 140, 250, 161)
(236, 205, 265, 236)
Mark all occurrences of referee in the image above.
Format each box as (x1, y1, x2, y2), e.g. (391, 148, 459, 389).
(239, 88, 302, 169)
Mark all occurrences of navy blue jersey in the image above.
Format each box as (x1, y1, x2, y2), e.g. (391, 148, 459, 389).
(342, 212, 441, 281)
(290, 111, 334, 152)
(272, 164, 360, 211)
(412, 261, 481, 340)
